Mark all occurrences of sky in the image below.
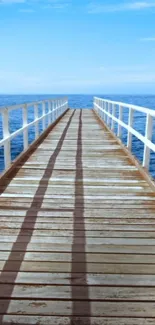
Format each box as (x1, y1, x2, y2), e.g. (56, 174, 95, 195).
(0, 0, 155, 94)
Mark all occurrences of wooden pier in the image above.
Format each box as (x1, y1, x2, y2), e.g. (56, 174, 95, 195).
(0, 99, 155, 324)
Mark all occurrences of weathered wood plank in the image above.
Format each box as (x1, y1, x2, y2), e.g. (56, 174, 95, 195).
(2, 218, 155, 225)
(1, 316, 155, 325)
(1, 300, 155, 317)
(1, 242, 155, 254)
(0, 261, 155, 273)
(2, 272, 155, 286)
(0, 108, 155, 322)
(2, 236, 155, 245)
(2, 221, 155, 230)
(0, 252, 155, 264)
(1, 229, 155, 238)
(1, 284, 155, 300)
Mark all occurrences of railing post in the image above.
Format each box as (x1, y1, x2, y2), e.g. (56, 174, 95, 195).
(94, 98, 96, 111)
(63, 98, 64, 113)
(2, 108, 11, 169)
(53, 100, 55, 121)
(127, 107, 134, 149)
(96, 98, 98, 114)
(54, 100, 56, 120)
(59, 99, 62, 116)
(53, 100, 56, 121)
(98, 99, 100, 117)
(34, 103, 39, 139)
(143, 114, 153, 169)
(58, 99, 60, 117)
(99, 99, 102, 119)
(98, 98, 100, 115)
(102, 100, 106, 122)
(50, 101, 53, 122)
(117, 105, 123, 137)
(57, 99, 59, 119)
(42, 101, 46, 131)
(109, 103, 112, 127)
(105, 102, 108, 124)
(50, 100, 53, 122)
(61, 99, 63, 115)
(95, 98, 97, 113)
(48, 101, 51, 125)
(107, 102, 111, 126)
(111, 104, 116, 131)
(54, 100, 56, 119)
(101, 100, 104, 120)
(100, 99, 102, 118)
(66, 98, 68, 111)
(96, 98, 99, 114)
(97, 99, 100, 115)
(23, 104, 28, 150)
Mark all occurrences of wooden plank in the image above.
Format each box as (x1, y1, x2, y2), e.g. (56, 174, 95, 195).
(0, 108, 155, 323)
(2, 236, 155, 245)
(2, 229, 155, 238)
(2, 193, 155, 199)
(6, 179, 149, 186)
(1, 284, 155, 301)
(0, 261, 155, 273)
(2, 186, 152, 195)
(1, 242, 155, 254)
(1, 300, 155, 317)
(2, 272, 155, 286)
(1, 316, 155, 325)
(0, 252, 155, 264)
(2, 218, 155, 225)
(1, 208, 155, 218)
(1, 200, 155, 209)
(2, 221, 155, 230)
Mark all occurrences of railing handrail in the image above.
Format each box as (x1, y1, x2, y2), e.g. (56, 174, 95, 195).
(0, 96, 68, 112)
(0, 97, 68, 171)
(94, 96, 155, 117)
(94, 96, 155, 171)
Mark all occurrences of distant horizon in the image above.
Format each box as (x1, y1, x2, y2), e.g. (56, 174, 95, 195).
(1, 93, 155, 96)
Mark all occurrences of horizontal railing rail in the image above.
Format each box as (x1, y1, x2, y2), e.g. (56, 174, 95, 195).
(94, 96, 155, 170)
(0, 97, 68, 171)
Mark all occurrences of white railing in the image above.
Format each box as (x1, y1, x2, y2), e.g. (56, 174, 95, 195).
(0, 97, 68, 170)
(94, 97, 155, 170)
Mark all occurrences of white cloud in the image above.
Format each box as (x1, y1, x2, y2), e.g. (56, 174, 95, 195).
(140, 37, 155, 41)
(0, 0, 70, 7)
(43, 3, 69, 9)
(97, 65, 155, 84)
(100, 66, 105, 71)
(0, 0, 25, 3)
(100, 65, 151, 72)
(56, 73, 155, 85)
(106, 73, 155, 83)
(42, 0, 70, 9)
(19, 8, 34, 11)
(88, 1, 155, 13)
(0, 71, 41, 85)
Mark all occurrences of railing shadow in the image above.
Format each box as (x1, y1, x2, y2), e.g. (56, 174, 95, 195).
(0, 110, 75, 324)
(71, 110, 91, 324)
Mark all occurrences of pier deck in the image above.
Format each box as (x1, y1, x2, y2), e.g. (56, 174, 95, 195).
(0, 109, 155, 324)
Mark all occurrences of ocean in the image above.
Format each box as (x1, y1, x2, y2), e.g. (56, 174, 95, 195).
(0, 94, 155, 178)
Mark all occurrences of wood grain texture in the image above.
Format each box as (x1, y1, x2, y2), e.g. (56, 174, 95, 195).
(1, 316, 155, 325)
(0, 108, 155, 324)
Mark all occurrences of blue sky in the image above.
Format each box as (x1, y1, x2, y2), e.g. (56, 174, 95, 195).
(0, 0, 155, 94)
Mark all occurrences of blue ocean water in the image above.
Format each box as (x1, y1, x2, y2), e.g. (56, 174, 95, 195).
(0, 94, 155, 178)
